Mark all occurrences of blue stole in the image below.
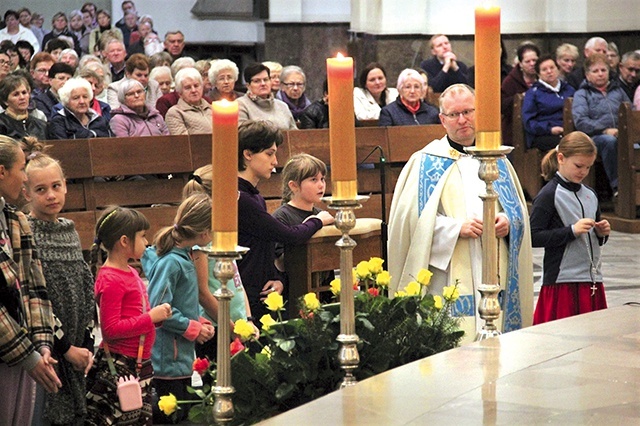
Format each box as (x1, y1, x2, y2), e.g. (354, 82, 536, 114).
(418, 153, 524, 332)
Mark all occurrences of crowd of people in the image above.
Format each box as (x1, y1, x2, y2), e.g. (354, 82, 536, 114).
(0, 2, 633, 424)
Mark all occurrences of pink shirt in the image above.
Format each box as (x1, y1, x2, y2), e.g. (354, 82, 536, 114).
(95, 266, 156, 358)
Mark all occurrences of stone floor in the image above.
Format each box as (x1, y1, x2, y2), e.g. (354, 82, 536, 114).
(532, 230, 640, 308)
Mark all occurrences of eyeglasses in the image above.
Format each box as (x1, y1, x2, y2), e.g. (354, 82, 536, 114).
(34, 68, 50, 74)
(0, 60, 10, 66)
(216, 75, 234, 83)
(441, 108, 475, 120)
(624, 66, 640, 73)
(250, 77, 270, 84)
(282, 82, 305, 88)
(125, 89, 145, 98)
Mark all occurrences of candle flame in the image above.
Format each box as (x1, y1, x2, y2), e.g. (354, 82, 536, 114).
(218, 99, 230, 106)
(336, 52, 345, 59)
(481, 2, 496, 9)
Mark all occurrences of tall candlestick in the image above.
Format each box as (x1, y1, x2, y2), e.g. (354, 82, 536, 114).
(211, 100, 238, 251)
(327, 54, 357, 200)
(475, 5, 501, 150)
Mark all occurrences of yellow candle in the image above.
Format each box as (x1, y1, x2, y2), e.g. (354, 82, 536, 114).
(211, 100, 238, 250)
(475, 5, 501, 149)
(327, 54, 357, 199)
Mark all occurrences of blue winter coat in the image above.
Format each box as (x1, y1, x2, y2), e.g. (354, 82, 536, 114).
(572, 79, 630, 136)
(378, 97, 440, 127)
(47, 107, 113, 140)
(142, 246, 201, 378)
(522, 81, 575, 148)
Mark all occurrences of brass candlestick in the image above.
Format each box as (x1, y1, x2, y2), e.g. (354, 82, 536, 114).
(464, 145, 513, 341)
(201, 245, 249, 425)
(322, 194, 369, 388)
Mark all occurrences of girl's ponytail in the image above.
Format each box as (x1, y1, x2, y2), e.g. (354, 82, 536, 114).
(154, 193, 212, 256)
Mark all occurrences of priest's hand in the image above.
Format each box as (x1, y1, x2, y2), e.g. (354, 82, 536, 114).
(460, 217, 483, 238)
(495, 215, 510, 238)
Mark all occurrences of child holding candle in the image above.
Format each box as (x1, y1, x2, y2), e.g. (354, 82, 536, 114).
(236, 121, 334, 320)
(141, 193, 216, 424)
(530, 131, 610, 324)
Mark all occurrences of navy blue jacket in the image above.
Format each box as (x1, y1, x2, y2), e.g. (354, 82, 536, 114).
(522, 80, 575, 148)
(47, 108, 113, 140)
(378, 98, 440, 127)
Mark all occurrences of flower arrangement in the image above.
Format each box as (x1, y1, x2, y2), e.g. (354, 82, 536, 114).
(173, 258, 463, 425)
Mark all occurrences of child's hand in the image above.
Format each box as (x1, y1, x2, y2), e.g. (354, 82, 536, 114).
(315, 211, 335, 226)
(573, 218, 595, 235)
(149, 303, 172, 323)
(64, 345, 94, 374)
(196, 323, 215, 344)
(595, 220, 611, 237)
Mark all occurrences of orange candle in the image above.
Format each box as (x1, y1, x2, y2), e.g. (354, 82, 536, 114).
(327, 54, 357, 199)
(211, 100, 238, 250)
(475, 5, 501, 149)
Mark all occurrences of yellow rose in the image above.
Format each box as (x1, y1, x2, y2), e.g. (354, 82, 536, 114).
(261, 345, 272, 359)
(330, 278, 341, 296)
(264, 291, 284, 311)
(158, 393, 178, 415)
(355, 261, 371, 280)
(368, 257, 384, 274)
(260, 314, 276, 331)
(233, 319, 255, 341)
(433, 295, 443, 310)
(404, 281, 421, 296)
(303, 293, 320, 311)
(394, 290, 407, 297)
(416, 269, 433, 286)
(443, 285, 460, 301)
(375, 270, 391, 287)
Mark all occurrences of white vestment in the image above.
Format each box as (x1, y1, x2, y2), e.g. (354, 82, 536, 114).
(388, 136, 533, 344)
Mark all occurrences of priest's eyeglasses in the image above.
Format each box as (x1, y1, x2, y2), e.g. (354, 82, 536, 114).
(441, 108, 475, 120)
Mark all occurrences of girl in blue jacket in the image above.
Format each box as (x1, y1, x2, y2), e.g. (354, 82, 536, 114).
(142, 193, 215, 423)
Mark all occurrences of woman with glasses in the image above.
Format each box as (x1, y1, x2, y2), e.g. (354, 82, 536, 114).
(109, 79, 168, 137)
(208, 59, 243, 101)
(354, 62, 398, 121)
(106, 53, 162, 110)
(0, 51, 11, 81)
(379, 68, 439, 127)
(237, 63, 297, 130)
(275, 65, 311, 126)
(0, 74, 47, 141)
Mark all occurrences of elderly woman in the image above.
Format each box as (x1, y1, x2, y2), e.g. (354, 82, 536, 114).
(522, 55, 575, 151)
(58, 48, 79, 69)
(353, 62, 398, 121)
(555, 43, 579, 80)
(149, 65, 172, 95)
(263, 61, 282, 94)
(276, 65, 311, 124)
(76, 67, 111, 120)
(501, 42, 540, 146)
(48, 77, 112, 139)
(237, 63, 296, 130)
(110, 79, 168, 137)
(42, 12, 81, 57)
(379, 68, 439, 127)
(0, 74, 47, 140)
(68, 9, 90, 55)
(106, 53, 162, 109)
(88, 9, 123, 55)
(165, 67, 212, 135)
(208, 59, 242, 101)
(572, 52, 630, 194)
(195, 59, 213, 96)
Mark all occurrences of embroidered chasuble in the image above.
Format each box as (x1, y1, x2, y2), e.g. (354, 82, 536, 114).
(388, 137, 533, 344)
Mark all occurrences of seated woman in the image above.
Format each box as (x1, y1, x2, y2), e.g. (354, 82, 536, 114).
(48, 77, 112, 139)
(262, 61, 282, 95)
(237, 63, 297, 130)
(149, 65, 172, 95)
(572, 52, 630, 194)
(106, 53, 162, 110)
(379, 68, 439, 127)
(501, 42, 540, 146)
(75, 67, 111, 121)
(236, 120, 333, 319)
(353, 62, 398, 121)
(522, 55, 575, 151)
(299, 79, 329, 129)
(276, 65, 311, 126)
(109, 79, 168, 137)
(556, 43, 579, 81)
(207, 59, 243, 101)
(165, 67, 212, 135)
(0, 74, 47, 140)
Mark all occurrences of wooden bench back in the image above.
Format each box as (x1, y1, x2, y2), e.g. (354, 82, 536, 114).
(510, 93, 544, 199)
(616, 102, 640, 219)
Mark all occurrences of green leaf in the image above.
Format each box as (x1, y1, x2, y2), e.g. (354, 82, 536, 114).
(278, 339, 296, 352)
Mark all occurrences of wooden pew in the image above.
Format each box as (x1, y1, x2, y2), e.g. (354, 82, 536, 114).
(615, 102, 640, 221)
(563, 97, 597, 190)
(511, 93, 544, 200)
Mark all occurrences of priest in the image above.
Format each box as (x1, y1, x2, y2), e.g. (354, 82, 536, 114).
(388, 84, 533, 343)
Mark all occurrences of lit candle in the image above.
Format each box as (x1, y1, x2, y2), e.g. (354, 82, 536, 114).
(326, 54, 357, 200)
(211, 100, 238, 251)
(475, 5, 501, 150)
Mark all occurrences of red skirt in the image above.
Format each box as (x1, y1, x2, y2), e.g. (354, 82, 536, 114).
(533, 282, 607, 325)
